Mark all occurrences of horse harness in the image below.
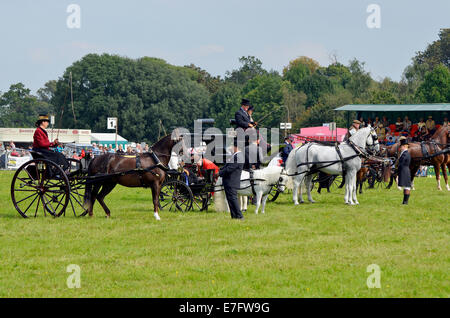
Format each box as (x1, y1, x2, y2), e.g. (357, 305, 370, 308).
(289, 140, 366, 177)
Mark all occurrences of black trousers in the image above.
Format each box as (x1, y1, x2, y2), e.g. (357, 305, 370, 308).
(224, 186, 243, 219)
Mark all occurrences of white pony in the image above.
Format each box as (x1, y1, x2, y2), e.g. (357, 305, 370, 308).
(285, 126, 380, 205)
(214, 166, 289, 214)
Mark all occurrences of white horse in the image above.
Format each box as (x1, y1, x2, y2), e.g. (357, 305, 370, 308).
(214, 166, 289, 214)
(285, 126, 380, 205)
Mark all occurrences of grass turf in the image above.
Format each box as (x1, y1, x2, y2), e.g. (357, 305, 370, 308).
(0, 170, 448, 297)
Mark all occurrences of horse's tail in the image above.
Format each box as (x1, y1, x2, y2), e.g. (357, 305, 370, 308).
(83, 155, 102, 210)
(214, 178, 229, 212)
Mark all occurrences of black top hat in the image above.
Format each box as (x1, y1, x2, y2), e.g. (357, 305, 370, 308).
(35, 114, 50, 127)
(399, 136, 409, 146)
(241, 98, 251, 106)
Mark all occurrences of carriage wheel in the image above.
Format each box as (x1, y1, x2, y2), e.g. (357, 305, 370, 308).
(330, 175, 343, 190)
(11, 159, 70, 218)
(268, 185, 281, 202)
(159, 180, 193, 212)
(192, 192, 212, 211)
(66, 159, 89, 217)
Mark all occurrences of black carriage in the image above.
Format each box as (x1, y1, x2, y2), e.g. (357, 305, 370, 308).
(158, 166, 217, 213)
(10, 150, 90, 218)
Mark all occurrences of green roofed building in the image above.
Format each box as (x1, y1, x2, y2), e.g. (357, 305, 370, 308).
(335, 104, 450, 127)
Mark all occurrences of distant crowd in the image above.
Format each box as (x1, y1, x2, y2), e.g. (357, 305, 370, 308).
(358, 115, 449, 145)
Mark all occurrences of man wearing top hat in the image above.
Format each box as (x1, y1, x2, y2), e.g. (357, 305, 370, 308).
(33, 114, 69, 170)
(219, 138, 244, 219)
(397, 136, 412, 205)
(235, 98, 255, 130)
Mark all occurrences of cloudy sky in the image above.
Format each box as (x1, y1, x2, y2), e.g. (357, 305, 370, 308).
(0, 0, 448, 94)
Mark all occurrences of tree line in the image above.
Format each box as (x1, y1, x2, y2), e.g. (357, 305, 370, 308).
(0, 29, 448, 144)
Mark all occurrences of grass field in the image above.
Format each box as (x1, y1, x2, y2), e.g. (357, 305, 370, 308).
(0, 170, 448, 298)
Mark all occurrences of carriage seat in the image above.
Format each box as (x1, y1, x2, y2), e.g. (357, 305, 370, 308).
(30, 150, 45, 160)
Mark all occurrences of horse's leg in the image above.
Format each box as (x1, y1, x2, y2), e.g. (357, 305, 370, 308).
(254, 191, 263, 214)
(87, 183, 101, 217)
(441, 161, 449, 191)
(96, 182, 117, 218)
(261, 194, 269, 214)
(352, 173, 359, 205)
(344, 173, 350, 204)
(292, 177, 301, 205)
(242, 196, 248, 212)
(305, 175, 315, 203)
(150, 184, 162, 220)
(434, 163, 442, 191)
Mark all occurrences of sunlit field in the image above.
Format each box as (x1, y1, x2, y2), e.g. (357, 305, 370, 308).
(0, 171, 448, 298)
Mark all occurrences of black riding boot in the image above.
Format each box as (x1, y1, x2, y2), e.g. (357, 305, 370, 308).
(402, 194, 410, 205)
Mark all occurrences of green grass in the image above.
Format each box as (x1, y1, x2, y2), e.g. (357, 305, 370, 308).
(0, 170, 448, 297)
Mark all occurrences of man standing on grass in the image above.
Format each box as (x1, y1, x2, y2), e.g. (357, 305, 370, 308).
(397, 136, 412, 205)
(219, 139, 244, 220)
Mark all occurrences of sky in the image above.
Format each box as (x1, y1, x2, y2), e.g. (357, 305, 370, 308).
(0, 0, 449, 94)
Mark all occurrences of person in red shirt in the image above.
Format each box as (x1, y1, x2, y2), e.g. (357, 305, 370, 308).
(195, 156, 219, 180)
(32, 114, 69, 170)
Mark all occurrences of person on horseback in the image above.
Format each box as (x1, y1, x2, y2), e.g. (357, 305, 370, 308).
(32, 114, 69, 170)
(397, 136, 412, 205)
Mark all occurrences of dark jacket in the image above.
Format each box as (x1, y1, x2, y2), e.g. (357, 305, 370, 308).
(281, 142, 293, 164)
(397, 149, 411, 187)
(234, 108, 251, 130)
(219, 151, 244, 189)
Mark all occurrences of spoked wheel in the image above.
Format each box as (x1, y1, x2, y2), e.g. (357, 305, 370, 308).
(268, 185, 281, 202)
(159, 180, 193, 212)
(66, 159, 89, 217)
(330, 175, 344, 190)
(192, 192, 212, 211)
(11, 159, 70, 218)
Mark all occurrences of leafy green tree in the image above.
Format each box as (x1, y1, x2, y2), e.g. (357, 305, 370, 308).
(242, 73, 284, 128)
(281, 81, 307, 124)
(346, 59, 373, 100)
(0, 83, 52, 128)
(207, 83, 242, 132)
(184, 64, 222, 95)
(51, 54, 210, 143)
(225, 56, 267, 85)
(415, 64, 450, 103)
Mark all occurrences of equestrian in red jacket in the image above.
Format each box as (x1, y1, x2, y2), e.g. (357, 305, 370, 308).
(197, 158, 219, 178)
(33, 127, 56, 150)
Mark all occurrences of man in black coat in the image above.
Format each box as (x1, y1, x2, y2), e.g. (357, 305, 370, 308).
(235, 99, 255, 130)
(397, 137, 412, 204)
(219, 139, 245, 219)
(280, 136, 293, 167)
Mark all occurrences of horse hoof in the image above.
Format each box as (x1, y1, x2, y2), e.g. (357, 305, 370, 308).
(154, 213, 161, 221)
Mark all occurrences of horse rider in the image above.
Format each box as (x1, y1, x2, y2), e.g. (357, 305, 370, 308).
(344, 119, 361, 140)
(397, 136, 412, 205)
(281, 136, 293, 167)
(32, 114, 69, 170)
(235, 98, 255, 130)
(219, 138, 244, 220)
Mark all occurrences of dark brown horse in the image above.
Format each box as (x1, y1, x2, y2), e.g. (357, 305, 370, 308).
(430, 125, 450, 190)
(384, 132, 449, 191)
(83, 133, 182, 219)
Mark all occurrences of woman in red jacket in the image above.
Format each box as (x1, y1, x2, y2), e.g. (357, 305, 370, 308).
(33, 114, 69, 170)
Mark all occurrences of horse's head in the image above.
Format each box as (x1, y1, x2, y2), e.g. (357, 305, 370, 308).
(350, 127, 380, 154)
(367, 127, 380, 154)
(277, 168, 290, 193)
